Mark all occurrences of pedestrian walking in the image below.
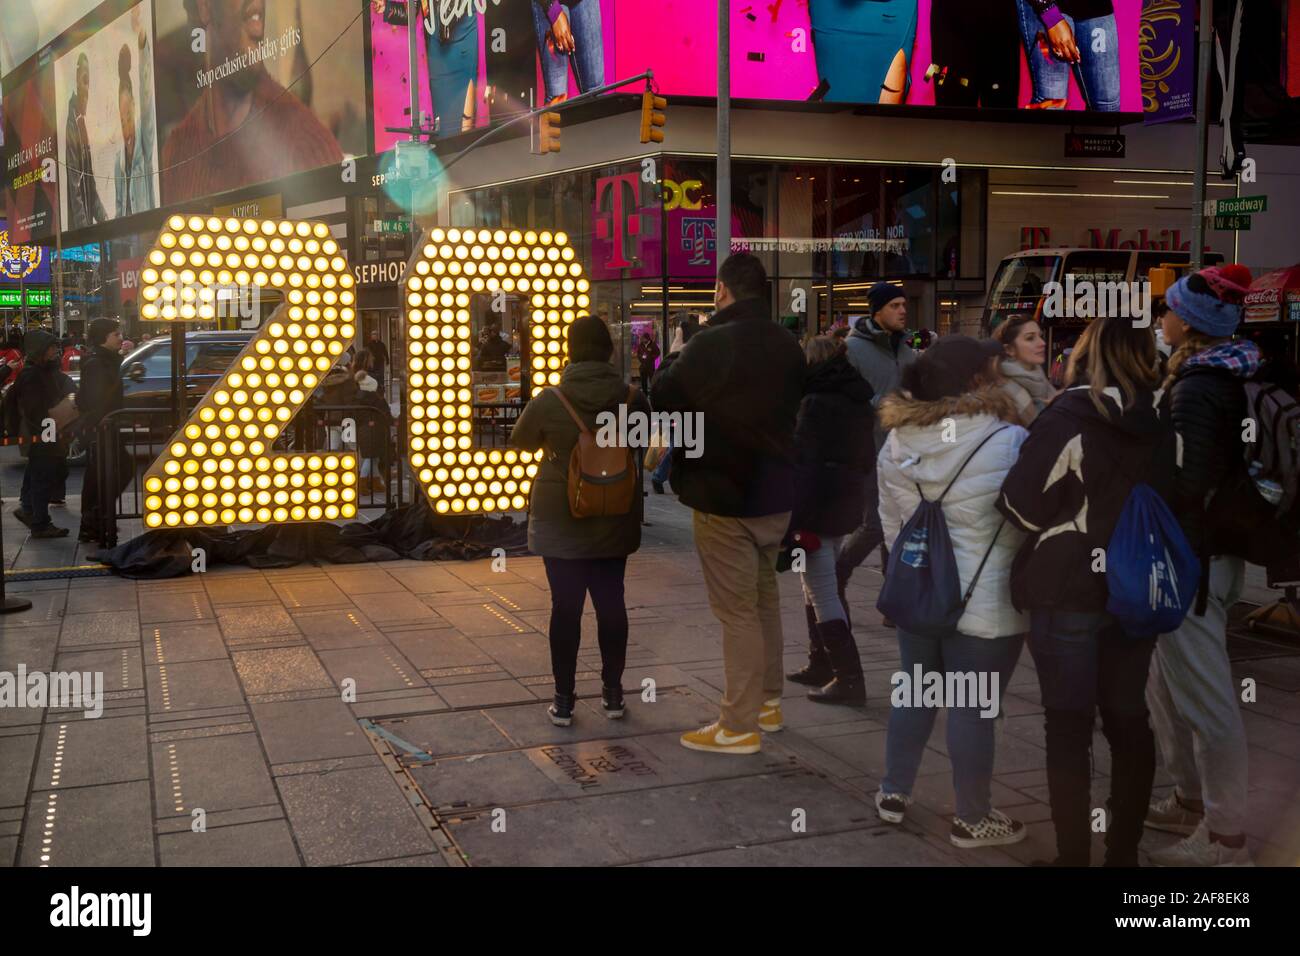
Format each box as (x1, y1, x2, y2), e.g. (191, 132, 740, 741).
(634, 330, 660, 393)
(1145, 264, 1258, 867)
(838, 282, 918, 629)
(354, 370, 393, 496)
(13, 330, 75, 538)
(366, 328, 390, 388)
(994, 315, 1057, 426)
(76, 318, 128, 543)
(651, 253, 805, 755)
(509, 316, 651, 727)
(785, 335, 875, 706)
(998, 316, 1175, 866)
(874, 336, 1030, 848)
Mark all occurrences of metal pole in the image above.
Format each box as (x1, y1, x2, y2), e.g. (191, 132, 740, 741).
(54, 193, 64, 335)
(408, 0, 421, 143)
(716, 0, 731, 280)
(0, 462, 32, 614)
(1191, 0, 1214, 270)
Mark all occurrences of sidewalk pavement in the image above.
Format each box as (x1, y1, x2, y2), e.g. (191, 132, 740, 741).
(1, 489, 1298, 867)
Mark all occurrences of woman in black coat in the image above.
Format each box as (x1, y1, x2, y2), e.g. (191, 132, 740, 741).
(786, 335, 875, 705)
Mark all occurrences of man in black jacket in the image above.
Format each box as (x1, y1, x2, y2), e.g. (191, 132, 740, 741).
(14, 330, 71, 537)
(652, 254, 805, 754)
(76, 318, 126, 543)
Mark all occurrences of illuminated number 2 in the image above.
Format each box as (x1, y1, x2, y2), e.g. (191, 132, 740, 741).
(401, 227, 590, 514)
(137, 215, 358, 530)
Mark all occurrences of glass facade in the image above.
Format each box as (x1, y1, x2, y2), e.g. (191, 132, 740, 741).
(451, 156, 986, 377)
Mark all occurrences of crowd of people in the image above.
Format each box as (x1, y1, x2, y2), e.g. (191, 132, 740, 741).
(514, 252, 1291, 867)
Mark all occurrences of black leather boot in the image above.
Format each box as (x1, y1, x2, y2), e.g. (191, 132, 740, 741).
(787, 603, 833, 686)
(834, 565, 853, 633)
(807, 617, 866, 706)
(1043, 708, 1095, 867)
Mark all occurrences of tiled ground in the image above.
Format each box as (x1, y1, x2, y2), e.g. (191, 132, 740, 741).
(2, 462, 1298, 867)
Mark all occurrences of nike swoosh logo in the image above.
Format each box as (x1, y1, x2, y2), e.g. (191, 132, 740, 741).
(714, 729, 753, 745)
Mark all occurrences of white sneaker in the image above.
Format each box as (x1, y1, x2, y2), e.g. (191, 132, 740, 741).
(950, 808, 1027, 848)
(1148, 821, 1253, 867)
(1145, 791, 1204, 836)
(875, 790, 912, 824)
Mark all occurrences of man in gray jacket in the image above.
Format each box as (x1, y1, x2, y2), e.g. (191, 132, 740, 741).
(838, 281, 917, 627)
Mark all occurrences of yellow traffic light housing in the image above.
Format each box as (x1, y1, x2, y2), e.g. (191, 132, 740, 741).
(536, 111, 561, 154)
(640, 91, 667, 144)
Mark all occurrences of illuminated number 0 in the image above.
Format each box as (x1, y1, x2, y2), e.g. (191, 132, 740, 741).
(137, 215, 358, 530)
(402, 227, 590, 514)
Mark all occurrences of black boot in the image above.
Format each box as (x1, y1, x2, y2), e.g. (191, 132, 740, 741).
(808, 617, 866, 706)
(1043, 708, 1095, 867)
(835, 565, 853, 633)
(1100, 708, 1156, 867)
(787, 603, 833, 686)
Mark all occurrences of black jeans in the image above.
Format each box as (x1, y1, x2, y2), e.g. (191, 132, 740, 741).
(1028, 609, 1157, 866)
(80, 435, 132, 539)
(19, 448, 63, 528)
(543, 556, 629, 697)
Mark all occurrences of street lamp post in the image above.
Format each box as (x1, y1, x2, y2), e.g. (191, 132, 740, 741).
(1191, 0, 1214, 269)
(716, 0, 731, 282)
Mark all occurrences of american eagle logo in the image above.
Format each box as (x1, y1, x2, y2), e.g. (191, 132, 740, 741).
(0, 230, 43, 281)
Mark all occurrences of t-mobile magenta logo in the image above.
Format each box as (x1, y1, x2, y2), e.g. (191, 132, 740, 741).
(595, 173, 642, 270)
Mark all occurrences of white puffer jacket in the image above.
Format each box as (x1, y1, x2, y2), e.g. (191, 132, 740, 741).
(877, 388, 1029, 639)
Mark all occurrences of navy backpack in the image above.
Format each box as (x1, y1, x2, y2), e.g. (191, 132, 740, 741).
(1105, 483, 1200, 638)
(877, 428, 1009, 638)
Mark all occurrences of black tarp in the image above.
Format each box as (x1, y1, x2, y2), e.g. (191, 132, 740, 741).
(94, 502, 530, 579)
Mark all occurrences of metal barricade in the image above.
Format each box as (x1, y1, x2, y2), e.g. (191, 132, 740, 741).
(305, 404, 402, 512)
(94, 407, 177, 547)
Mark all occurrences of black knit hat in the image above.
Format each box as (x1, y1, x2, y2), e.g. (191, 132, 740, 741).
(567, 315, 613, 363)
(901, 335, 1002, 401)
(868, 281, 906, 317)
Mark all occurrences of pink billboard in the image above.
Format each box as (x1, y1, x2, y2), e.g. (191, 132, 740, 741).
(370, 1, 1142, 150)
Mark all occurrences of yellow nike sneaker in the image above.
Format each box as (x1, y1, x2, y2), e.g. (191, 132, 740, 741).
(758, 698, 784, 733)
(679, 721, 761, 755)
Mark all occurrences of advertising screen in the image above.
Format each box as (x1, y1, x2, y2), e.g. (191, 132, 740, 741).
(55, 0, 161, 230)
(152, 0, 367, 205)
(371, 0, 1143, 151)
(0, 217, 52, 285)
(1, 63, 59, 243)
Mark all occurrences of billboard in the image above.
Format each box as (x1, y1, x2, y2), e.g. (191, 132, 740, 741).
(152, 0, 367, 204)
(1, 61, 59, 243)
(55, 0, 161, 230)
(370, 0, 1143, 150)
(0, 218, 52, 285)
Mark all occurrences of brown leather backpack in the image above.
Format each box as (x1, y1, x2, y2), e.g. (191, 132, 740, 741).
(549, 385, 638, 518)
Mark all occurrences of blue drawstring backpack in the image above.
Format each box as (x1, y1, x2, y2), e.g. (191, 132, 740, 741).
(878, 428, 1008, 638)
(1105, 483, 1200, 638)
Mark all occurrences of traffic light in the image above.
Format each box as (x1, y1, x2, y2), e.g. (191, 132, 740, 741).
(640, 91, 667, 144)
(536, 110, 561, 154)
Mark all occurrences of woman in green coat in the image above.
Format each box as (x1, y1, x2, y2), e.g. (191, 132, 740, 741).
(509, 316, 651, 727)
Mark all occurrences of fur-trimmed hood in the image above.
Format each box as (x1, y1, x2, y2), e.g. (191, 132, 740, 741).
(878, 386, 1020, 431)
